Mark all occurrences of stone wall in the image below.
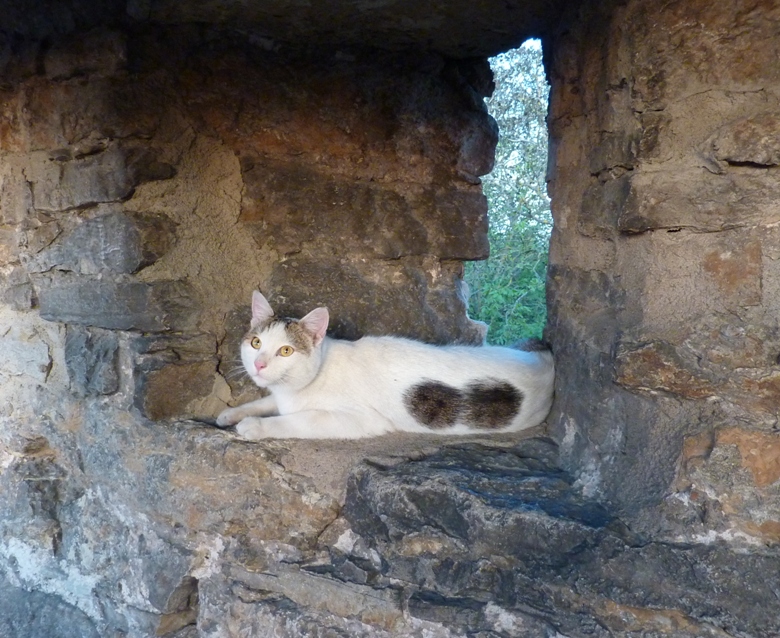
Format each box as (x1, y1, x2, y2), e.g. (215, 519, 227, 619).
(0, 23, 503, 637)
(546, 0, 780, 545)
(2, 1, 780, 636)
(0, 26, 493, 424)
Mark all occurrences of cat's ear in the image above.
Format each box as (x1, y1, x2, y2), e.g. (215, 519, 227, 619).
(251, 291, 274, 328)
(299, 307, 329, 347)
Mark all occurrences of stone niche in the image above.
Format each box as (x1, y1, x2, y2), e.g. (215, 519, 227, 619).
(0, 26, 494, 422)
(1, 0, 780, 637)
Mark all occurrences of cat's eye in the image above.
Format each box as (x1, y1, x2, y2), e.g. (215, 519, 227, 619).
(278, 345, 294, 357)
(250, 337, 262, 350)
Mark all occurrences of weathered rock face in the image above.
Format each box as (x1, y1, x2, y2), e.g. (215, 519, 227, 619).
(546, 0, 780, 547)
(2, 0, 780, 636)
(0, 14, 505, 638)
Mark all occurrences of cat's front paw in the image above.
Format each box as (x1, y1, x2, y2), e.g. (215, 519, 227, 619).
(235, 417, 270, 440)
(216, 406, 243, 427)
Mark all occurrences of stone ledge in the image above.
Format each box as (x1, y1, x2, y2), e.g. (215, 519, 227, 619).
(4, 414, 779, 637)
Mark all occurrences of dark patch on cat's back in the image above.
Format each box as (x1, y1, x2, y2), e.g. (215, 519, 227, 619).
(405, 380, 463, 429)
(465, 380, 523, 429)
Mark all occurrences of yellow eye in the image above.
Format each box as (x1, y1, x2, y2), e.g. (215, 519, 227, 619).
(278, 345, 294, 357)
(250, 337, 262, 350)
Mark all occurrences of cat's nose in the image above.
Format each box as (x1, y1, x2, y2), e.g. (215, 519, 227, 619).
(254, 360, 267, 372)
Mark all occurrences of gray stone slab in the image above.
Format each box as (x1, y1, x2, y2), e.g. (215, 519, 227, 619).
(37, 277, 198, 332)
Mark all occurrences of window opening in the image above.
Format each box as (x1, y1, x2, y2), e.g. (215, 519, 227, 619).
(465, 39, 551, 345)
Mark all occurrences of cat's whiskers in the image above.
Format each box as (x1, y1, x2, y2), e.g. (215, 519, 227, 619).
(224, 371, 248, 381)
(221, 364, 250, 381)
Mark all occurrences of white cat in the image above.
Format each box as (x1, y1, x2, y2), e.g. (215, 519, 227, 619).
(216, 291, 555, 440)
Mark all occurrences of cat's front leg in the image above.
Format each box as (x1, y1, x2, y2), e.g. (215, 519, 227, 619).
(234, 410, 388, 440)
(216, 395, 277, 427)
(234, 417, 270, 440)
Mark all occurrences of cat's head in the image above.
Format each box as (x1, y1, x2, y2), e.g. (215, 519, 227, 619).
(240, 291, 329, 389)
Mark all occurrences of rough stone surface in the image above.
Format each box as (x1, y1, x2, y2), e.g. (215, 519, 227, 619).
(64, 326, 119, 396)
(0, 574, 100, 638)
(33, 147, 129, 211)
(37, 278, 199, 332)
(131, 333, 222, 420)
(27, 210, 177, 275)
(340, 441, 780, 637)
(240, 157, 490, 261)
(545, 0, 780, 546)
(1, 1, 780, 637)
(268, 256, 485, 344)
(0, 20, 505, 635)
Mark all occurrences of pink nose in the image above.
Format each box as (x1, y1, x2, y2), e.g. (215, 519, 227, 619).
(254, 360, 267, 372)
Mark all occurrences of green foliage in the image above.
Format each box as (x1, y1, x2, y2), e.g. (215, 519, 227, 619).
(465, 41, 552, 345)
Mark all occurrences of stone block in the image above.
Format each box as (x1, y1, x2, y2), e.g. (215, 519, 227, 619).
(0, 265, 33, 311)
(23, 215, 62, 255)
(28, 144, 176, 213)
(701, 238, 762, 307)
(615, 341, 717, 400)
(578, 174, 632, 238)
(217, 307, 259, 402)
(240, 157, 426, 258)
(452, 106, 498, 180)
(625, 230, 764, 340)
(0, 321, 53, 382)
(37, 277, 198, 332)
(673, 427, 780, 545)
(716, 428, 780, 488)
(431, 190, 489, 260)
(0, 165, 34, 224)
(29, 146, 134, 212)
(341, 438, 780, 637)
(588, 131, 639, 177)
(27, 210, 176, 275)
(729, 369, 780, 416)
(344, 441, 613, 562)
(2, 282, 34, 311)
(131, 332, 219, 420)
(0, 227, 21, 265)
(240, 157, 488, 260)
(64, 326, 119, 396)
(0, 574, 100, 638)
(22, 78, 163, 150)
(616, 168, 780, 233)
(705, 111, 780, 170)
(135, 360, 217, 421)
